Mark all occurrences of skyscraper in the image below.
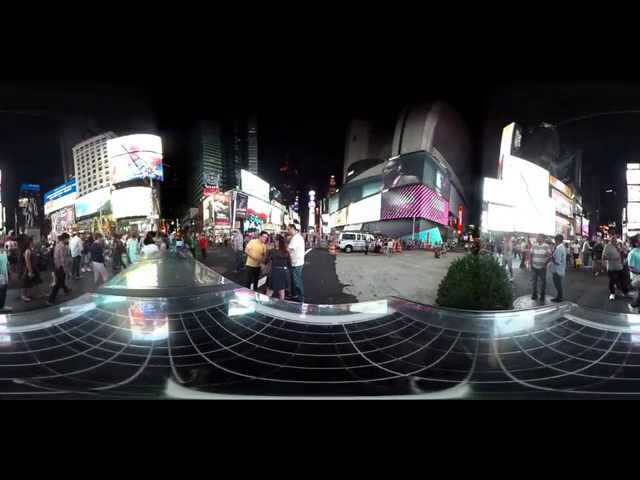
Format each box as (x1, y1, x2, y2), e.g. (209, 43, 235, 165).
(189, 121, 226, 208)
(73, 132, 117, 196)
(247, 114, 259, 176)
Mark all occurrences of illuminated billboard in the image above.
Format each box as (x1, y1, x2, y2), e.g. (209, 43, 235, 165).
(241, 169, 269, 201)
(628, 203, 640, 223)
(203, 196, 214, 224)
(247, 195, 270, 216)
(552, 189, 573, 217)
(483, 177, 515, 206)
(111, 187, 153, 219)
(381, 184, 449, 226)
(347, 194, 381, 225)
(582, 218, 589, 237)
(487, 203, 515, 232)
(629, 185, 640, 202)
(628, 169, 640, 185)
(107, 134, 163, 184)
(50, 206, 75, 236)
(44, 178, 78, 215)
(75, 187, 111, 218)
(550, 176, 573, 199)
(235, 192, 248, 218)
(213, 193, 231, 226)
(334, 207, 348, 227)
(555, 215, 571, 237)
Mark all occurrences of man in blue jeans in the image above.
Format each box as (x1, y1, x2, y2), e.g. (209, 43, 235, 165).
(550, 234, 566, 303)
(287, 224, 305, 302)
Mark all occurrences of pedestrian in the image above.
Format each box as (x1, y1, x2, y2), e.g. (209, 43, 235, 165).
(503, 235, 514, 281)
(20, 236, 42, 303)
(386, 238, 394, 256)
(82, 234, 94, 273)
(582, 238, 592, 268)
(69, 230, 83, 279)
(244, 230, 268, 291)
(47, 233, 72, 305)
(265, 234, 292, 301)
(111, 233, 127, 273)
(571, 240, 581, 267)
(530, 234, 552, 304)
(127, 231, 140, 265)
(287, 224, 306, 302)
(0, 244, 11, 312)
(603, 234, 630, 301)
(198, 233, 208, 259)
(231, 230, 244, 273)
(364, 236, 369, 256)
(627, 235, 640, 313)
(593, 237, 604, 276)
(89, 233, 110, 287)
(141, 232, 160, 257)
(550, 234, 567, 303)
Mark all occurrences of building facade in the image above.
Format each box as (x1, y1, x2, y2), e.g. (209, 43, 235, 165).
(247, 114, 259, 176)
(72, 132, 117, 196)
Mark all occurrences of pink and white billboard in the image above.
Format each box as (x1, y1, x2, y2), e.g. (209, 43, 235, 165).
(381, 184, 449, 226)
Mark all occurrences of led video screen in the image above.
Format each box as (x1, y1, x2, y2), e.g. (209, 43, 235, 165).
(347, 194, 381, 225)
(381, 184, 448, 226)
(111, 187, 153, 219)
(241, 170, 270, 201)
(108, 134, 164, 183)
(75, 187, 111, 218)
(44, 179, 77, 216)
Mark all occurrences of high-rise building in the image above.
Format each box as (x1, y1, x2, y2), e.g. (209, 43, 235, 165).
(189, 121, 226, 208)
(247, 114, 259, 176)
(73, 132, 117, 197)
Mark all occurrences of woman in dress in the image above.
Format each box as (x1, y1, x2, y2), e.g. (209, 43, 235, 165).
(265, 234, 291, 301)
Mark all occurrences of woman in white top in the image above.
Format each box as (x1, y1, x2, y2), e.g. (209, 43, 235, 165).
(141, 232, 160, 257)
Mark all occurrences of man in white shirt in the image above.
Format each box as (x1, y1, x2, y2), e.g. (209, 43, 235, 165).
(287, 224, 306, 302)
(69, 231, 83, 279)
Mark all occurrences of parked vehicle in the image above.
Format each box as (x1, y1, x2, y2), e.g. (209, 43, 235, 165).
(338, 232, 375, 253)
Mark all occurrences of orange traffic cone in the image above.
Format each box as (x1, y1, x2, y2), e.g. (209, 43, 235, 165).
(329, 241, 336, 256)
(397, 241, 403, 253)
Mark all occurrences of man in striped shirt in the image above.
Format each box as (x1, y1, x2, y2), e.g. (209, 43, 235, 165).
(530, 234, 552, 304)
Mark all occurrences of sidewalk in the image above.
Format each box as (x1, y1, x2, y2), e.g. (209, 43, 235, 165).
(2, 268, 106, 314)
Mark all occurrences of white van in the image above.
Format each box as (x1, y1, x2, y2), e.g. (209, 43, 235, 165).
(338, 232, 374, 253)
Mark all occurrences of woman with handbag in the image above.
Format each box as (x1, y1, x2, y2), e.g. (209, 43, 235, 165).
(265, 235, 292, 300)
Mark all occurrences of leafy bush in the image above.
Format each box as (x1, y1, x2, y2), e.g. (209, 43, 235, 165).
(436, 254, 513, 310)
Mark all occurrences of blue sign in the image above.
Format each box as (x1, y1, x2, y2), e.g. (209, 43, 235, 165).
(20, 183, 40, 193)
(44, 178, 77, 203)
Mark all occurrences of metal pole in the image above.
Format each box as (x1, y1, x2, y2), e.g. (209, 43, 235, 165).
(412, 215, 416, 240)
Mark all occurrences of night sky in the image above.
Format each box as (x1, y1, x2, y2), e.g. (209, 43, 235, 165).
(3, 81, 640, 232)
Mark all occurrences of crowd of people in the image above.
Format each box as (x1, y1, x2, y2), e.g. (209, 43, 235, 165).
(0, 228, 174, 311)
(476, 232, 640, 311)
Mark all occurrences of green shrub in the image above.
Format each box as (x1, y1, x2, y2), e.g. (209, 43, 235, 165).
(436, 254, 513, 310)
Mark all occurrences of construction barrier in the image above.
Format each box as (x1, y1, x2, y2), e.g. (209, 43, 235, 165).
(396, 241, 402, 253)
(329, 242, 336, 256)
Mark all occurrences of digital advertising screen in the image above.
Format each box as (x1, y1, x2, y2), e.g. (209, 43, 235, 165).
(270, 204, 284, 226)
(555, 215, 571, 237)
(483, 177, 515, 206)
(203, 195, 214, 224)
(550, 176, 573, 199)
(107, 134, 164, 184)
(629, 185, 640, 202)
(19, 183, 40, 194)
(74, 187, 111, 218)
(213, 192, 231, 226)
(50, 206, 75, 236)
(128, 301, 169, 342)
(487, 203, 515, 232)
(111, 187, 153, 219)
(235, 192, 248, 218)
(334, 207, 348, 227)
(44, 178, 78, 216)
(241, 169, 270, 201)
(582, 218, 590, 237)
(347, 193, 381, 225)
(381, 184, 448, 226)
(552, 189, 574, 217)
(382, 152, 424, 190)
(247, 195, 271, 217)
(627, 169, 640, 185)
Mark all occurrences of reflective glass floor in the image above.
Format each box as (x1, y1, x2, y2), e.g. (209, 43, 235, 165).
(2, 252, 640, 399)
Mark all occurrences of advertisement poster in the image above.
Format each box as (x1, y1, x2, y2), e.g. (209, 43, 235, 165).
(203, 196, 214, 225)
(381, 184, 448, 226)
(347, 194, 381, 225)
(235, 192, 248, 218)
(111, 187, 153, 219)
(382, 153, 424, 189)
(44, 178, 78, 216)
(107, 134, 164, 184)
(50, 206, 75, 236)
(334, 207, 348, 227)
(214, 193, 231, 226)
(75, 187, 111, 218)
(241, 169, 269, 201)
